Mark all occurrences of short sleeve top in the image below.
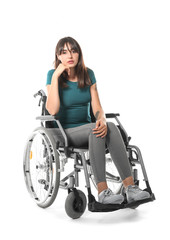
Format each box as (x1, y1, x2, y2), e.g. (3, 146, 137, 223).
(46, 68, 96, 129)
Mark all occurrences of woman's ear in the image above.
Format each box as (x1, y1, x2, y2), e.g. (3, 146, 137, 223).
(57, 55, 61, 61)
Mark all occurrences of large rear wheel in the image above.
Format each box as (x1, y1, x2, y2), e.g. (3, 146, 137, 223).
(23, 127, 60, 208)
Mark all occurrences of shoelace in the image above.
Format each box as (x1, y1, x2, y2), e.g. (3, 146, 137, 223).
(104, 188, 112, 196)
(128, 185, 142, 193)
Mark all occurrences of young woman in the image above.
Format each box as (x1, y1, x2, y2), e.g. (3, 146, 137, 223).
(46, 36, 150, 204)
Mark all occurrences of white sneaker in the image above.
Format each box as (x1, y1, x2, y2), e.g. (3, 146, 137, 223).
(125, 185, 150, 203)
(98, 188, 124, 204)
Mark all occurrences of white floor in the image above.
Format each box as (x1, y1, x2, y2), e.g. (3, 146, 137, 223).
(1, 153, 168, 240)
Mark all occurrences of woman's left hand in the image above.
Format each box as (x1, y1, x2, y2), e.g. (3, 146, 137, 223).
(93, 118, 107, 138)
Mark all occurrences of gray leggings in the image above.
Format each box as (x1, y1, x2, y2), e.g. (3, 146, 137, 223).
(50, 122, 132, 184)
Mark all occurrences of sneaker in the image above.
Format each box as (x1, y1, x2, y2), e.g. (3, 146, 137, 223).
(125, 185, 150, 203)
(98, 188, 124, 204)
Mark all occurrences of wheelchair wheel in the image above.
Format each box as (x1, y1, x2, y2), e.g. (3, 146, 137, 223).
(23, 127, 60, 208)
(65, 190, 87, 219)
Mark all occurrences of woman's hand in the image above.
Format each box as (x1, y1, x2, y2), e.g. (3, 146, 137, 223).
(53, 63, 70, 78)
(93, 118, 107, 138)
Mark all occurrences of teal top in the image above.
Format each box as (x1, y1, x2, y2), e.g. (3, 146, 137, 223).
(46, 68, 96, 129)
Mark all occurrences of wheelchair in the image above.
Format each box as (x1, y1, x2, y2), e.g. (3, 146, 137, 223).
(23, 89, 155, 219)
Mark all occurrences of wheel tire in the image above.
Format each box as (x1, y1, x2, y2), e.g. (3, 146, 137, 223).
(23, 126, 60, 208)
(65, 190, 87, 219)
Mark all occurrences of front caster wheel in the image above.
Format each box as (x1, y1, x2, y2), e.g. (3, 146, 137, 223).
(65, 190, 87, 219)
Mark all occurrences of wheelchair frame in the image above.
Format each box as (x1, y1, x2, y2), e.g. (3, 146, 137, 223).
(23, 90, 155, 219)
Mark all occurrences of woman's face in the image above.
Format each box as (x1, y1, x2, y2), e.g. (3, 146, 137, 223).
(58, 43, 79, 68)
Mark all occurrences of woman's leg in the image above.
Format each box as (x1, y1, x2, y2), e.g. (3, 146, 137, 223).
(63, 123, 108, 191)
(106, 122, 150, 202)
(64, 123, 134, 188)
(64, 123, 124, 204)
(89, 121, 135, 190)
(106, 122, 134, 185)
(49, 122, 150, 203)
(50, 122, 134, 189)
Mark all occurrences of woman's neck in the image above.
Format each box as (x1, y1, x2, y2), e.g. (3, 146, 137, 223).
(67, 67, 77, 81)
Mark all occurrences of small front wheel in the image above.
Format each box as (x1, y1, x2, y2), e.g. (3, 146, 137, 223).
(65, 190, 87, 219)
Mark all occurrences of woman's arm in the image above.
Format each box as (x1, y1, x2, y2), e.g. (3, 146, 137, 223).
(46, 64, 68, 115)
(90, 83, 106, 121)
(90, 83, 107, 138)
(46, 73, 60, 115)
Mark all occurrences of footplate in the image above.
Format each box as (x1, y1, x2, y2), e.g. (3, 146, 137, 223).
(88, 193, 155, 212)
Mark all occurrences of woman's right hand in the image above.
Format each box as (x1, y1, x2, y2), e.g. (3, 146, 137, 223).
(53, 63, 69, 78)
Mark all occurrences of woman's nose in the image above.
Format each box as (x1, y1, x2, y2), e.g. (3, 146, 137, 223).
(68, 51, 73, 58)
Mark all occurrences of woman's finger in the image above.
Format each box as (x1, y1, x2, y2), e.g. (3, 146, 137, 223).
(96, 129, 107, 138)
(93, 126, 107, 134)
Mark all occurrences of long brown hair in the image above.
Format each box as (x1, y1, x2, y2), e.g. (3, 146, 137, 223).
(54, 37, 91, 88)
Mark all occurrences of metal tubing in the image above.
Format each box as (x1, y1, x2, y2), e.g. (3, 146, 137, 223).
(115, 116, 129, 140)
(74, 153, 79, 187)
(128, 145, 149, 182)
(80, 151, 91, 188)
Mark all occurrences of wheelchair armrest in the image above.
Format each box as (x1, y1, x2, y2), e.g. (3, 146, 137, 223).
(105, 113, 120, 118)
(36, 115, 59, 121)
(36, 115, 69, 147)
(105, 113, 130, 145)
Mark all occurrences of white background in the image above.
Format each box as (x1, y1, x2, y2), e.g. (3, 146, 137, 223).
(0, 0, 170, 239)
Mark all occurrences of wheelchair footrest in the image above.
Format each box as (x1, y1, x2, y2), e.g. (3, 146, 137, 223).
(88, 193, 155, 212)
(124, 193, 155, 209)
(88, 201, 123, 212)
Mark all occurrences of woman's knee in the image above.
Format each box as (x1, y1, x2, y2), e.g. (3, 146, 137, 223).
(86, 123, 96, 134)
(107, 121, 117, 130)
(106, 121, 120, 135)
(89, 122, 97, 130)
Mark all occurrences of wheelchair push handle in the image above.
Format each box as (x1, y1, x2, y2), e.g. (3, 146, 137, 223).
(33, 90, 47, 107)
(33, 89, 46, 98)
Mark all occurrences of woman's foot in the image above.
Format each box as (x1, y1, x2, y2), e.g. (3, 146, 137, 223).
(98, 188, 124, 204)
(125, 185, 150, 203)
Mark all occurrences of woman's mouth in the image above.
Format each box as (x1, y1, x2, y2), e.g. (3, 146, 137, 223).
(67, 60, 74, 64)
